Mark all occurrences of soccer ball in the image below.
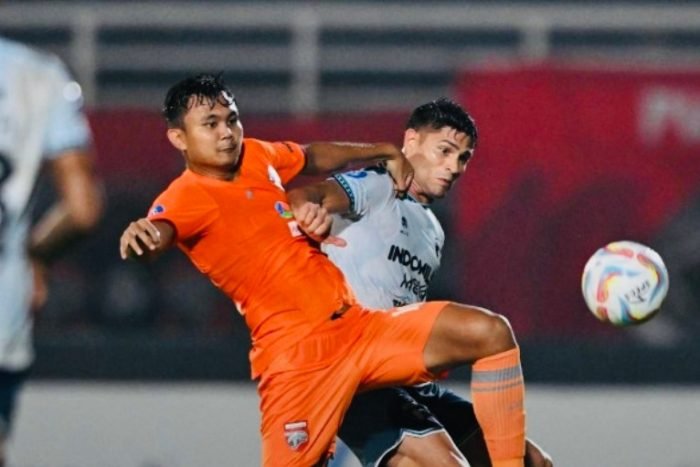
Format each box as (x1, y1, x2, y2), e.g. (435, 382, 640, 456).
(581, 240, 669, 326)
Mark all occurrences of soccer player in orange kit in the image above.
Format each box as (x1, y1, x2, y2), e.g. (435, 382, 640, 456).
(119, 74, 527, 467)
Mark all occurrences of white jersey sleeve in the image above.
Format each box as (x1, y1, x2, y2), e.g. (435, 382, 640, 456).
(331, 166, 395, 218)
(0, 38, 92, 370)
(42, 60, 92, 159)
(324, 167, 445, 310)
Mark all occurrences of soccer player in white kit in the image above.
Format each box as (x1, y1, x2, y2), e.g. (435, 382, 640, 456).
(0, 37, 103, 465)
(288, 99, 552, 467)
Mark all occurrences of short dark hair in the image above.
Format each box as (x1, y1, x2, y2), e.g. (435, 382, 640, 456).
(162, 73, 236, 128)
(406, 98, 478, 147)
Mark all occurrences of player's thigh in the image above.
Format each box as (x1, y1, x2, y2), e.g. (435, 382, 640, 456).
(339, 387, 447, 466)
(423, 302, 516, 371)
(386, 431, 467, 467)
(358, 302, 448, 389)
(259, 350, 362, 466)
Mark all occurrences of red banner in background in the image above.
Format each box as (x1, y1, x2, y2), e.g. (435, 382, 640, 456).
(88, 63, 700, 338)
(90, 111, 406, 183)
(453, 62, 700, 336)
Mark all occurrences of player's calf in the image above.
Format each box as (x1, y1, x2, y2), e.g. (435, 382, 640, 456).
(424, 303, 526, 467)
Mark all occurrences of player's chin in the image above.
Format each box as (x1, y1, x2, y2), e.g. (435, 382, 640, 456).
(218, 151, 240, 165)
(430, 186, 450, 199)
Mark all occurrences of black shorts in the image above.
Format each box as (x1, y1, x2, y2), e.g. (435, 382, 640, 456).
(338, 382, 481, 466)
(0, 369, 29, 438)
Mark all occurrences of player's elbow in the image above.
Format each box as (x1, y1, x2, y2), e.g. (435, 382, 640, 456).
(67, 185, 105, 232)
(70, 208, 101, 232)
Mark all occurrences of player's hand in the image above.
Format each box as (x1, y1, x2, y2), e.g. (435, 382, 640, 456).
(292, 201, 346, 247)
(119, 218, 163, 259)
(384, 151, 414, 197)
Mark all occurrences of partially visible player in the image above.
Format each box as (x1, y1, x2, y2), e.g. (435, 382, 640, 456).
(0, 36, 103, 465)
(288, 98, 553, 467)
(120, 74, 528, 467)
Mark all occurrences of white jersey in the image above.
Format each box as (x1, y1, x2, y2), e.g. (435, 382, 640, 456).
(322, 167, 444, 309)
(0, 37, 91, 370)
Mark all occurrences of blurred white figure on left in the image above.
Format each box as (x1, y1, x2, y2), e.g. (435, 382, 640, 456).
(0, 36, 103, 466)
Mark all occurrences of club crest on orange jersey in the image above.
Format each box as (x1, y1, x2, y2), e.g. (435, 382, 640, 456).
(274, 201, 294, 219)
(284, 420, 309, 451)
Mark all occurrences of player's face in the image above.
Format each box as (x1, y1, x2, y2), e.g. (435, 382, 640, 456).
(403, 126, 473, 202)
(167, 93, 244, 180)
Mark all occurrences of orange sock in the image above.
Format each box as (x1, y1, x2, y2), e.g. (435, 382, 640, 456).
(471, 347, 526, 467)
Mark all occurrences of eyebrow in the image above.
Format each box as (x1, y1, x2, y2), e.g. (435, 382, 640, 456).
(200, 110, 238, 123)
(439, 139, 462, 150)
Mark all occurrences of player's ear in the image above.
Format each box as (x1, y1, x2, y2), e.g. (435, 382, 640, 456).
(167, 128, 187, 152)
(403, 128, 418, 151)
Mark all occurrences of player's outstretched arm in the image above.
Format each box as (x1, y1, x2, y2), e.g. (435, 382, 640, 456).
(119, 218, 174, 260)
(288, 180, 350, 246)
(302, 142, 413, 193)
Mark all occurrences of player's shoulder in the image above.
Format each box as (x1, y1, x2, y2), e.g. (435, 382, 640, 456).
(333, 165, 394, 214)
(337, 164, 390, 184)
(240, 138, 281, 164)
(243, 138, 299, 154)
(0, 37, 64, 73)
(241, 137, 266, 153)
(150, 171, 219, 218)
(334, 165, 393, 196)
(162, 171, 215, 201)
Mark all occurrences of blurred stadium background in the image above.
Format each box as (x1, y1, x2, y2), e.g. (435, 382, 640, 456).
(2, 1, 700, 466)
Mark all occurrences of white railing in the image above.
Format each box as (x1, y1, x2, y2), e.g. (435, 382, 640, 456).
(2, 2, 700, 113)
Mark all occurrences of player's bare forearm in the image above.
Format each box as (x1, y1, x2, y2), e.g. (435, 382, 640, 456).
(287, 181, 349, 247)
(288, 180, 351, 216)
(119, 218, 174, 260)
(28, 204, 90, 264)
(28, 151, 103, 264)
(302, 142, 402, 175)
(303, 142, 413, 194)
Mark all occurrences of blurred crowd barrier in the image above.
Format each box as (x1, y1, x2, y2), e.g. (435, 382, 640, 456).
(3, 2, 700, 113)
(33, 62, 700, 382)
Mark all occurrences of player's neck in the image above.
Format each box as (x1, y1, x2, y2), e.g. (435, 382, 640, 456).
(408, 183, 432, 205)
(188, 164, 239, 181)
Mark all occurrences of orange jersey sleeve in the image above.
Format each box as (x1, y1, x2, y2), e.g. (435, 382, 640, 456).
(254, 139, 306, 185)
(144, 138, 355, 379)
(147, 176, 219, 239)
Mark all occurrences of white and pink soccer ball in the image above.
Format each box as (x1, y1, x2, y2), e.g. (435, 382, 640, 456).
(581, 240, 669, 326)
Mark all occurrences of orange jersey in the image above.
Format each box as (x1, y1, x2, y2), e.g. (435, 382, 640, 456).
(147, 138, 356, 378)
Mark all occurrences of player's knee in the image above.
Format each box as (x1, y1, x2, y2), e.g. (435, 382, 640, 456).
(484, 312, 517, 353)
(450, 303, 516, 357)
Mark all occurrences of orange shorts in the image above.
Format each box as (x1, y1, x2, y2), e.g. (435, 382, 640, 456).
(258, 300, 448, 466)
